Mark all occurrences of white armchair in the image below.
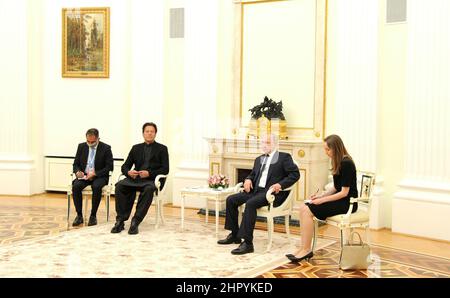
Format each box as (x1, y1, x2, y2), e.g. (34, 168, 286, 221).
(153, 174, 169, 228)
(237, 160, 299, 252)
(311, 171, 376, 261)
(66, 171, 113, 228)
(117, 174, 168, 229)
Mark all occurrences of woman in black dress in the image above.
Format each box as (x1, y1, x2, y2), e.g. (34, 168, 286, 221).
(286, 134, 358, 262)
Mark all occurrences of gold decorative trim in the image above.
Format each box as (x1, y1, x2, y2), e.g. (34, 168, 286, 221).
(298, 150, 305, 158)
(241, 124, 317, 130)
(322, 0, 328, 137)
(210, 162, 221, 175)
(239, 4, 244, 125)
(237, 0, 327, 137)
(237, 0, 287, 4)
(62, 7, 110, 78)
(297, 168, 307, 200)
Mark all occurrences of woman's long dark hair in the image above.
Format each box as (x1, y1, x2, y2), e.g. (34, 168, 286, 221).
(324, 134, 352, 175)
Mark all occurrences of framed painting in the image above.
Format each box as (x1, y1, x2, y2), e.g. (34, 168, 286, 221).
(62, 7, 110, 78)
(360, 174, 374, 201)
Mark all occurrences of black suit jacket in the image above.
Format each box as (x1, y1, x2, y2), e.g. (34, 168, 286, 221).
(73, 141, 114, 182)
(246, 151, 300, 201)
(121, 142, 169, 184)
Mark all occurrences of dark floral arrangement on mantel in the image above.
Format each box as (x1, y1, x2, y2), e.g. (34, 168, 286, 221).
(247, 96, 288, 139)
(249, 96, 286, 120)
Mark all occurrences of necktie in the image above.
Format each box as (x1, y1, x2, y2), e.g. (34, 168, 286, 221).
(88, 147, 95, 171)
(254, 155, 269, 190)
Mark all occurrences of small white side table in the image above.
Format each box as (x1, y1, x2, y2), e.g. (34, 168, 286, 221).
(180, 187, 237, 236)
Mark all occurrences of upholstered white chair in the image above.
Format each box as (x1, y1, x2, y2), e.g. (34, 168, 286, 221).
(67, 171, 113, 228)
(238, 160, 300, 252)
(311, 171, 376, 259)
(117, 174, 168, 229)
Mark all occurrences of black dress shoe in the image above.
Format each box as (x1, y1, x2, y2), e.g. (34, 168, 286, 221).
(285, 251, 314, 263)
(231, 242, 254, 255)
(110, 221, 125, 233)
(87, 215, 97, 226)
(217, 233, 241, 245)
(128, 220, 139, 235)
(72, 215, 84, 227)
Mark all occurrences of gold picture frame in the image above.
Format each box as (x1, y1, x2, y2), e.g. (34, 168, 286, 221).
(235, 0, 328, 139)
(62, 7, 110, 78)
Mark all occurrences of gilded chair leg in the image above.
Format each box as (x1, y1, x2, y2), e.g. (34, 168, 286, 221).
(83, 195, 88, 223)
(267, 219, 273, 252)
(155, 200, 160, 229)
(155, 196, 166, 229)
(339, 229, 344, 264)
(366, 225, 373, 261)
(159, 199, 166, 225)
(134, 192, 139, 204)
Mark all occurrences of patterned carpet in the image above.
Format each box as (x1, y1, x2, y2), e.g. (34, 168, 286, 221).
(0, 212, 333, 277)
(0, 205, 70, 244)
(0, 204, 449, 278)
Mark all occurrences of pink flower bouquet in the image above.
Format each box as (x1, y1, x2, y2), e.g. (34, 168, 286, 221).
(208, 174, 229, 190)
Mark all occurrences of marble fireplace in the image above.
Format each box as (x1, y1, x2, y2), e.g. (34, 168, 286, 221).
(205, 137, 329, 218)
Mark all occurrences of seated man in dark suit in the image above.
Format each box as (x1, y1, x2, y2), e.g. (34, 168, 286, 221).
(111, 122, 169, 235)
(218, 134, 300, 254)
(72, 128, 113, 227)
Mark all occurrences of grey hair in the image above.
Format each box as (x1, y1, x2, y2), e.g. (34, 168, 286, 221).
(260, 133, 279, 146)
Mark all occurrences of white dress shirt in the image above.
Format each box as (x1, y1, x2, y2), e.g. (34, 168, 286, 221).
(258, 150, 277, 188)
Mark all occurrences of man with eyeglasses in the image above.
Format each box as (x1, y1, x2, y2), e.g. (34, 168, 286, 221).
(72, 128, 113, 227)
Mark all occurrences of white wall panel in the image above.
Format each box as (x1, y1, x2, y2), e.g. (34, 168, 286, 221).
(129, 0, 165, 146)
(0, 0, 28, 156)
(42, 0, 130, 159)
(393, 0, 450, 240)
(404, 0, 450, 183)
(0, 0, 35, 195)
(182, 0, 218, 166)
(172, 0, 220, 207)
(331, 0, 378, 173)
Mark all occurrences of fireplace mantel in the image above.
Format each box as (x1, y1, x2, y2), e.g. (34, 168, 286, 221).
(205, 137, 329, 215)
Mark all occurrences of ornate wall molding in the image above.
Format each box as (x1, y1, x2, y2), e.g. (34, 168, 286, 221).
(232, 0, 327, 140)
